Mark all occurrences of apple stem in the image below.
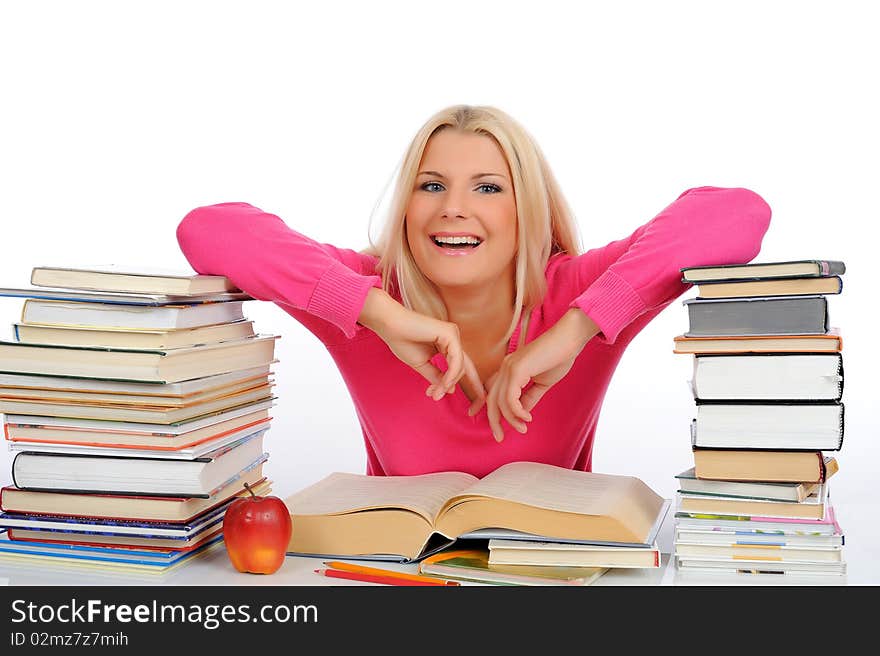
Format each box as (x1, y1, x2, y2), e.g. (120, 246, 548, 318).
(243, 482, 257, 498)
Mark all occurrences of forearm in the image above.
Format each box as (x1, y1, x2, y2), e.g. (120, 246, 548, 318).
(357, 287, 402, 337)
(558, 308, 601, 352)
(176, 202, 381, 339)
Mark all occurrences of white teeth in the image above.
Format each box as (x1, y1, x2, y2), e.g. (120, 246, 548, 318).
(433, 236, 481, 245)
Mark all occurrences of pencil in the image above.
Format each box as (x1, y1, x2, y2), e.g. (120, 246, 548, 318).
(322, 560, 461, 586)
(314, 568, 458, 586)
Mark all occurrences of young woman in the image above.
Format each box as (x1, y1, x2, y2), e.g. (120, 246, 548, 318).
(176, 104, 772, 478)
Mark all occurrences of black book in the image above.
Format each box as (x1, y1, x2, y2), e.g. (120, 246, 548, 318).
(684, 295, 829, 336)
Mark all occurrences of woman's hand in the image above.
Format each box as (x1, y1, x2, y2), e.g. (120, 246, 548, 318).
(475, 308, 600, 442)
(358, 288, 487, 406)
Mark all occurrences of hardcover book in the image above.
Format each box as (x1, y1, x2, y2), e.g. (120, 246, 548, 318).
(3, 402, 274, 450)
(692, 402, 844, 451)
(681, 259, 846, 283)
(676, 491, 827, 521)
(11, 431, 268, 497)
(675, 502, 843, 535)
(0, 475, 271, 522)
(0, 384, 276, 424)
(284, 461, 669, 563)
(0, 286, 251, 305)
(693, 275, 842, 299)
(691, 353, 843, 402)
(683, 295, 830, 336)
(12, 319, 256, 349)
(30, 264, 242, 296)
(0, 335, 278, 383)
(692, 450, 838, 483)
(674, 467, 826, 502)
(487, 538, 661, 569)
(672, 330, 843, 354)
(19, 298, 246, 329)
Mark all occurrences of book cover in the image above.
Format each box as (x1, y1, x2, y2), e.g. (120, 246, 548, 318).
(0, 285, 251, 305)
(691, 353, 844, 402)
(672, 330, 843, 354)
(683, 295, 830, 336)
(681, 259, 846, 282)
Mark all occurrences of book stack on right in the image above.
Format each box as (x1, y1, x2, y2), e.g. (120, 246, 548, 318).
(672, 259, 847, 579)
(0, 265, 279, 575)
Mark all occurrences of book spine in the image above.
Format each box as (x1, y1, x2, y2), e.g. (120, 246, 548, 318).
(836, 353, 844, 401)
(837, 403, 845, 450)
(818, 453, 827, 483)
(822, 296, 829, 333)
(821, 260, 847, 276)
(11, 452, 21, 489)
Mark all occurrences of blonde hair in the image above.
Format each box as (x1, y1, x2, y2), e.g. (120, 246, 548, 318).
(362, 104, 582, 349)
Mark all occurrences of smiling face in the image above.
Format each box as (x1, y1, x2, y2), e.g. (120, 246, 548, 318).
(405, 129, 518, 292)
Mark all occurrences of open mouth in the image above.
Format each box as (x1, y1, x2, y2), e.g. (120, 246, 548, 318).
(430, 236, 483, 250)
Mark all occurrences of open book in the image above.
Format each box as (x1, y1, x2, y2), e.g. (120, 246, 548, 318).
(284, 461, 669, 563)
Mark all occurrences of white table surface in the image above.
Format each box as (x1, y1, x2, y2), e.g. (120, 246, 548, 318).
(1, 498, 874, 587)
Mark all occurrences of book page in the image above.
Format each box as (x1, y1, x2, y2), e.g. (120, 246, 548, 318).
(285, 471, 478, 523)
(449, 461, 649, 515)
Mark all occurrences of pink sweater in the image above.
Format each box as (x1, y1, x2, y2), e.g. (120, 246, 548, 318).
(176, 186, 771, 478)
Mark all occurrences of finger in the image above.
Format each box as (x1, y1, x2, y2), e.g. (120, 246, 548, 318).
(498, 381, 528, 434)
(485, 378, 504, 442)
(413, 362, 447, 400)
(460, 354, 487, 416)
(520, 382, 550, 414)
(505, 375, 533, 424)
(439, 336, 463, 393)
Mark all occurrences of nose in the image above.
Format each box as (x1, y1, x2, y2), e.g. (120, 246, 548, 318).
(441, 186, 469, 220)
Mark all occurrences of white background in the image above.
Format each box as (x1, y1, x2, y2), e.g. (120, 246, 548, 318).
(1, 1, 876, 509)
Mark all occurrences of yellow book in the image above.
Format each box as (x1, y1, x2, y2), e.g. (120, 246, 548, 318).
(285, 461, 669, 563)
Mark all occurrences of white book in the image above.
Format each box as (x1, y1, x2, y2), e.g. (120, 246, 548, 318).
(673, 528, 844, 548)
(691, 353, 843, 400)
(693, 403, 844, 450)
(11, 432, 268, 497)
(488, 538, 661, 568)
(0, 364, 274, 396)
(4, 398, 276, 435)
(0, 285, 251, 305)
(675, 556, 846, 576)
(0, 334, 278, 383)
(6, 425, 271, 460)
(30, 264, 241, 296)
(20, 298, 246, 330)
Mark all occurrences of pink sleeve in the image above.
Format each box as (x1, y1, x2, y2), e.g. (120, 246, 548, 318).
(176, 202, 382, 341)
(566, 186, 772, 344)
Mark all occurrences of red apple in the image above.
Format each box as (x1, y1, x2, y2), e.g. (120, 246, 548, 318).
(223, 482, 292, 574)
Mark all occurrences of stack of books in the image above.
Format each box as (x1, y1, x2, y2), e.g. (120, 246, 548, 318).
(671, 259, 847, 578)
(0, 265, 279, 574)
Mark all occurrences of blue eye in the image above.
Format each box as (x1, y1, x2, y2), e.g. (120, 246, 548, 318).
(419, 182, 502, 193)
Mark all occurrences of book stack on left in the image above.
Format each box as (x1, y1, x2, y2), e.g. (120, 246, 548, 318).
(0, 265, 279, 575)
(671, 259, 847, 578)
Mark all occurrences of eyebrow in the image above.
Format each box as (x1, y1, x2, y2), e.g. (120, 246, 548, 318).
(417, 170, 509, 181)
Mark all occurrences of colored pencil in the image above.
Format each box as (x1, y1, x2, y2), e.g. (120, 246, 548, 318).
(322, 560, 461, 586)
(314, 568, 458, 586)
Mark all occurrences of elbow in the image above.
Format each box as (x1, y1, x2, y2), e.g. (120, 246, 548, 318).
(680, 185, 772, 265)
(176, 202, 256, 273)
(733, 187, 772, 262)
